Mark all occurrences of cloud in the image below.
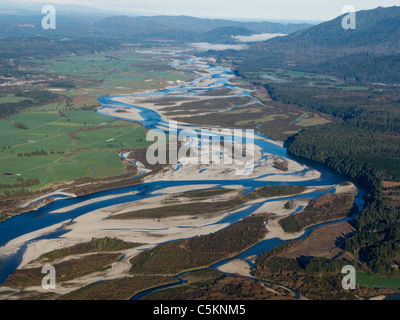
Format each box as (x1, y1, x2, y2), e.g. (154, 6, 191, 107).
(190, 42, 249, 51)
(232, 33, 287, 42)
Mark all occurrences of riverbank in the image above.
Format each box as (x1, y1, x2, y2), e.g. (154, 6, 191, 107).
(0, 51, 362, 300)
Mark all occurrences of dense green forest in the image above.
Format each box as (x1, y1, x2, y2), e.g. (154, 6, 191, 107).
(296, 53, 400, 84)
(261, 80, 400, 275)
(213, 6, 400, 85)
(264, 83, 400, 182)
(217, 7, 400, 274)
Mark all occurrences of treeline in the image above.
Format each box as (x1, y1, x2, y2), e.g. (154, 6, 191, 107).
(0, 178, 40, 190)
(265, 81, 400, 276)
(0, 100, 34, 119)
(0, 188, 36, 199)
(254, 254, 356, 300)
(286, 130, 400, 276)
(265, 82, 400, 182)
(285, 125, 399, 185)
(264, 83, 400, 134)
(15, 90, 59, 102)
(296, 53, 400, 84)
(0, 90, 60, 119)
(218, 46, 400, 86)
(216, 7, 400, 85)
(254, 241, 400, 299)
(255, 185, 305, 198)
(256, 255, 348, 275)
(344, 197, 400, 275)
(0, 37, 120, 62)
(14, 121, 28, 130)
(17, 150, 65, 157)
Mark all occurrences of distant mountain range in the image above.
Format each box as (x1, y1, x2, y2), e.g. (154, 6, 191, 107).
(94, 15, 312, 34)
(263, 5, 400, 55)
(0, 12, 312, 43)
(0, 0, 110, 15)
(5, 5, 400, 84)
(227, 6, 400, 83)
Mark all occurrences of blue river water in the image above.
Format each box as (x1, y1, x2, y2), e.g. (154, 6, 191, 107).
(0, 55, 365, 289)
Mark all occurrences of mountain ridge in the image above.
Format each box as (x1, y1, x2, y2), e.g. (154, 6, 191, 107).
(224, 6, 400, 83)
(0, 12, 312, 43)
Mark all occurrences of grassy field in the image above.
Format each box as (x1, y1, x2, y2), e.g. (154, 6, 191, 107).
(296, 115, 331, 127)
(23, 50, 195, 105)
(356, 271, 400, 289)
(0, 108, 149, 194)
(0, 49, 196, 197)
(0, 94, 34, 103)
(236, 113, 289, 126)
(248, 69, 340, 84)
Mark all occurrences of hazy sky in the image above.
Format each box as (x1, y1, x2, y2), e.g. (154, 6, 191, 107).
(11, 0, 400, 21)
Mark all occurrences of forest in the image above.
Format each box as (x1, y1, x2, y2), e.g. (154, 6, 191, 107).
(264, 83, 400, 182)
(262, 80, 400, 276)
(295, 53, 400, 84)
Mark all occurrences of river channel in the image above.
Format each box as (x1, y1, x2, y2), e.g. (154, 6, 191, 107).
(0, 53, 364, 294)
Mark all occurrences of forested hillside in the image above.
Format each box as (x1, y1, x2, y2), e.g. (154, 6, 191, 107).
(219, 6, 400, 85)
(211, 6, 400, 276)
(263, 73, 400, 276)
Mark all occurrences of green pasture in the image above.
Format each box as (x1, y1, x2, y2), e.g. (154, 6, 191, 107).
(0, 105, 150, 193)
(357, 271, 400, 289)
(25, 51, 195, 94)
(0, 49, 197, 195)
(0, 94, 34, 104)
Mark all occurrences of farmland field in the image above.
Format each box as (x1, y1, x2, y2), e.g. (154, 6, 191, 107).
(356, 272, 400, 290)
(0, 49, 195, 196)
(0, 109, 149, 193)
